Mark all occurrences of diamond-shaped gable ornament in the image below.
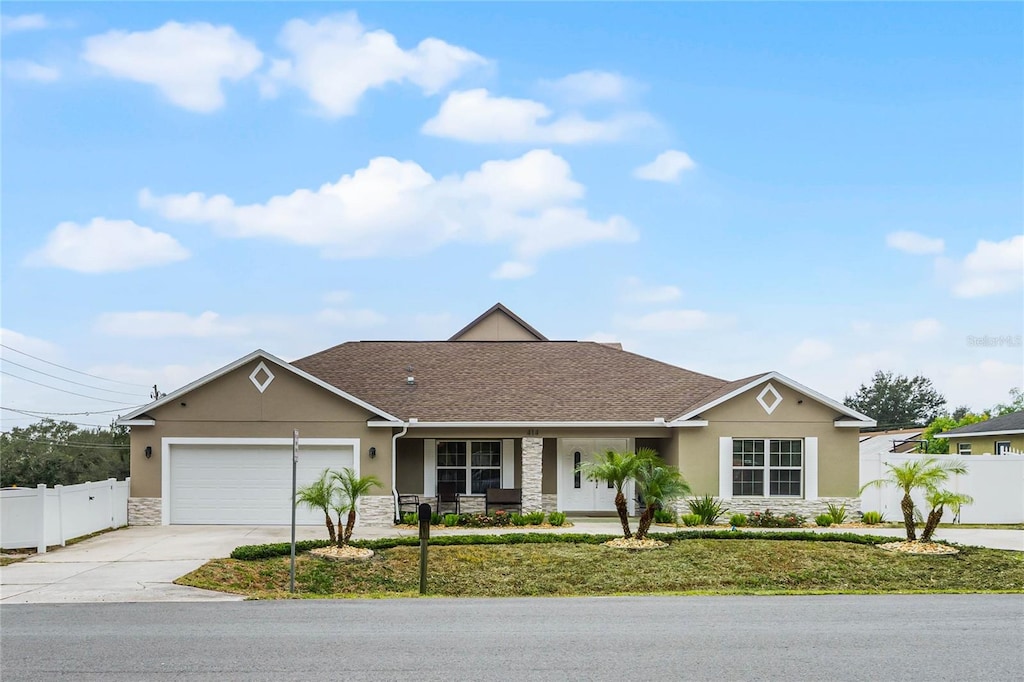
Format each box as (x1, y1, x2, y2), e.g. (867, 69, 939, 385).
(756, 383, 782, 415)
(249, 361, 275, 393)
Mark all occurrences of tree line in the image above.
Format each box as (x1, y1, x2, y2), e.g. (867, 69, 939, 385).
(0, 419, 130, 488)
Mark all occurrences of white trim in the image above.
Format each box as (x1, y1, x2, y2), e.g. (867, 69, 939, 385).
(423, 439, 436, 497)
(369, 420, 678, 429)
(248, 361, 275, 393)
(390, 422, 408, 522)
(669, 420, 708, 428)
(756, 383, 783, 415)
(117, 349, 400, 425)
(160, 436, 359, 526)
(718, 437, 732, 499)
(118, 419, 156, 426)
(670, 371, 876, 426)
(957, 442, 972, 456)
(804, 437, 818, 500)
(501, 439, 515, 488)
(936, 429, 1024, 439)
(834, 420, 869, 428)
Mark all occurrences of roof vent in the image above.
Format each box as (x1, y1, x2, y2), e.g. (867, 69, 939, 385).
(406, 376, 416, 385)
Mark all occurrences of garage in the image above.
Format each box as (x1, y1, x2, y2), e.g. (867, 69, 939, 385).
(165, 439, 357, 525)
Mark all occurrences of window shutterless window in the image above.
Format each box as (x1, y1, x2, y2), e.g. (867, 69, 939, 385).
(995, 441, 1010, 455)
(957, 442, 971, 455)
(732, 438, 802, 497)
(437, 440, 501, 495)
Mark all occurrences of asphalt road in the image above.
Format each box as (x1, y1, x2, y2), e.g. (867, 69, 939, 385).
(3, 594, 1022, 681)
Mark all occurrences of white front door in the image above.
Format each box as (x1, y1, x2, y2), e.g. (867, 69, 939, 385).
(558, 438, 630, 512)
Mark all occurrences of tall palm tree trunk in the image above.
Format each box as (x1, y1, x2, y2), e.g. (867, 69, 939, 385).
(901, 493, 916, 541)
(636, 507, 654, 540)
(614, 490, 632, 539)
(921, 506, 943, 542)
(324, 511, 336, 544)
(342, 509, 357, 545)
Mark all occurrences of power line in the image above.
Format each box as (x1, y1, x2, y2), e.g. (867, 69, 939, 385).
(0, 358, 149, 398)
(0, 371, 141, 405)
(0, 414, 110, 429)
(1, 405, 136, 416)
(0, 344, 151, 388)
(3, 435, 130, 449)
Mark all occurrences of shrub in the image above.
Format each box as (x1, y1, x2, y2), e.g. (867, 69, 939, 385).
(729, 513, 747, 527)
(687, 495, 726, 525)
(862, 510, 884, 525)
(547, 511, 566, 526)
(510, 513, 530, 527)
(443, 514, 460, 527)
(401, 512, 418, 525)
(430, 513, 443, 525)
(653, 508, 676, 524)
(747, 509, 806, 528)
(826, 503, 847, 525)
(680, 513, 701, 527)
(525, 511, 545, 525)
(815, 514, 834, 527)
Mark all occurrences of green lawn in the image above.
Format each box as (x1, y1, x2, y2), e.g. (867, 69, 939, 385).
(177, 539, 1024, 599)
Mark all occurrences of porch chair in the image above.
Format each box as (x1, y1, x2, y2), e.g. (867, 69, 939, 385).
(397, 493, 420, 519)
(435, 481, 461, 515)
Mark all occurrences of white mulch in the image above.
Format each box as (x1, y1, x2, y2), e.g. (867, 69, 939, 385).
(878, 540, 959, 555)
(603, 537, 668, 550)
(309, 545, 375, 561)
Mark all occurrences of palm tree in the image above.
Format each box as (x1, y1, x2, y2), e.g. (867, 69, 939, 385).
(861, 456, 968, 541)
(920, 489, 974, 542)
(330, 468, 382, 546)
(634, 457, 692, 541)
(578, 449, 648, 538)
(295, 469, 336, 544)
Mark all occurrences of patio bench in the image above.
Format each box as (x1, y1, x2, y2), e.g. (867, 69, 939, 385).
(485, 487, 522, 515)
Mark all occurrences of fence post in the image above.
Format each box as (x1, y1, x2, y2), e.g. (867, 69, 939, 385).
(107, 478, 117, 529)
(36, 484, 47, 554)
(55, 484, 66, 547)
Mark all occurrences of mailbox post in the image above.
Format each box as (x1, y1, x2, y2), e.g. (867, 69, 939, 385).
(418, 502, 431, 595)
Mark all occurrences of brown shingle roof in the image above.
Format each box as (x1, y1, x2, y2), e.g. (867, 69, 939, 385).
(292, 341, 729, 422)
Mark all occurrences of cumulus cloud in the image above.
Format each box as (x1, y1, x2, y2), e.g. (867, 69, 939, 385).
(540, 70, 633, 104)
(788, 338, 834, 366)
(26, 218, 190, 273)
(942, 235, 1023, 298)
(140, 149, 635, 270)
(262, 13, 485, 117)
(1, 13, 48, 34)
(620, 276, 681, 304)
(422, 89, 651, 144)
(82, 21, 262, 112)
(618, 309, 712, 332)
(0, 328, 61, 359)
(885, 230, 945, 255)
(491, 261, 535, 279)
(633, 150, 696, 183)
(95, 311, 248, 338)
(3, 59, 60, 82)
(909, 318, 942, 342)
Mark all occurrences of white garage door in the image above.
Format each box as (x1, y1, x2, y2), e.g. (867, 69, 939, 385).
(168, 443, 355, 525)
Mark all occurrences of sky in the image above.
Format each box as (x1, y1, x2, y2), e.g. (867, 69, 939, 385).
(2, 2, 1022, 431)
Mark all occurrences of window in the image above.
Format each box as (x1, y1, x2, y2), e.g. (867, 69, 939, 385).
(995, 441, 1010, 456)
(733, 438, 802, 497)
(957, 442, 972, 455)
(437, 440, 501, 495)
(573, 451, 582, 489)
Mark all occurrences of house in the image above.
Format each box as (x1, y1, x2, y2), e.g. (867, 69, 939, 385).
(858, 429, 925, 459)
(116, 303, 875, 526)
(935, 411, 1024, 456)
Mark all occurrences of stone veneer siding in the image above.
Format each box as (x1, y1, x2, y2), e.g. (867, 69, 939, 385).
(358, 495, 397, 526)
(670, 496, 861, 523)
(521, 437, 543, 513)
(128, 497, 161, 525)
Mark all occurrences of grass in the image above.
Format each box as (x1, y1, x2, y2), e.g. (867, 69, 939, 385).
(178, 538, 1024, 599)
(1, 553, 30, 567)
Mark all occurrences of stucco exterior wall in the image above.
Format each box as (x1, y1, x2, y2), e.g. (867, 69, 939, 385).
(129, 359, 391, 498)
(454, 310, 540, 341)
(948, 434, 1024, 455)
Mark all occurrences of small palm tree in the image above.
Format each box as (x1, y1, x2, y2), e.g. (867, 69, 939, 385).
(861, 456, 968, 541)
(295, 469, 336, 544)
(330, 468, 382, 546)
(579, 449, 649, 538)
(633, 457, 692, 540)
(920, 489, 974, 543)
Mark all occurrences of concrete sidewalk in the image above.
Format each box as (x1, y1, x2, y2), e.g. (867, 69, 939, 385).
(3, 519, 1020, 604)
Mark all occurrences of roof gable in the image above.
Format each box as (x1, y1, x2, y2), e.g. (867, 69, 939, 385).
(448, 303, 548, 341)
(937, 410, 1024, 437)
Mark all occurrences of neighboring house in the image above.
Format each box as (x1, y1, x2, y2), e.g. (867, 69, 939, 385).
(117, 303, 875, 526)
(858, 429, 924, 459)
(936, 411, 1024, 456)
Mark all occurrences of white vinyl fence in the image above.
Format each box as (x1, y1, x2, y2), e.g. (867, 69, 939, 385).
(860, 454, 1024, 524)
(1, 478, 129, 553)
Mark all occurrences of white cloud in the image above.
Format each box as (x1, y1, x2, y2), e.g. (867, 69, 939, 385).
(316, 308, 387, 328)
(885, 230, 945, 255)
(491, 261, 535, 279)
(95, 311, 248, 338)
(422, 89, 651, 144)
(26, 218, 190, 273)
(620, 276, 681, 303)
(937, 360, 1024, 415)
(1, 13, 48, 34)
(0, 328, 62, 359)
(3, 59, 60, 82)
(909, 318, 942, 342)
(263, 13, 485, 117)
(82, 21, 262, 112)
(788, 338, 833, 366)
(141, 148, 635, 266)
(633, 150, 696, 183)
(619, 309, 712, 332)
(540, 70, 632, 103)
(942, 235, 1023, 298)
(322, 290, 353, 305)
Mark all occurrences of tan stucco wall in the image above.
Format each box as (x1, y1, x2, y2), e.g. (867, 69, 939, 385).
(454, 310, 540, 341)
(673, 382, 861, 497)
(948, 434, 1024, 455)
(129, 359, 391, 498)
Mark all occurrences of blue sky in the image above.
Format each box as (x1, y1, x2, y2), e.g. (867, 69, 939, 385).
(2, 2, 1021, 429)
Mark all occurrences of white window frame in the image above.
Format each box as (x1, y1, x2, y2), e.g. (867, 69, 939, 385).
(957, 442, 972, 455)
(731, 438, 804, 498)
(436, 440, 502, 495)
(994, 441, 1010, 455)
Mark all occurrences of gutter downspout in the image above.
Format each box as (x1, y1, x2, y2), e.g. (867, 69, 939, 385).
(391, 422, 409, 523)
